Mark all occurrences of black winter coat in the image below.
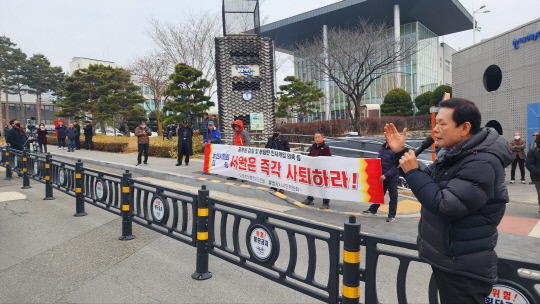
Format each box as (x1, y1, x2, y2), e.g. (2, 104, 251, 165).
(177, 126, 193, 155)
(378, 143, 399, 182)
(6, 127, 23, 150)
(526, 138, 540, 181)
(83, 124, 93, 136)
(56, 125, 67, 138)
(37, 128, 48, 144)
(400, 127, 512, 284)
(66, 128, 78, 140)
(265, 135, 290, 151)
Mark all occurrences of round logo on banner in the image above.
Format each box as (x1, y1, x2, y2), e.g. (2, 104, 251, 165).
(151, 196, 169, 224)
(95, 179, 107, 202)
(58, 168, 66, 186)
(486, 285, 530, 304)
(242, 91, 253, 101)
(248, 226, 274, 262)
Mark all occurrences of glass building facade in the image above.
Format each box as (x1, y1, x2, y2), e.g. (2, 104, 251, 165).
(293, 22, 439, 121)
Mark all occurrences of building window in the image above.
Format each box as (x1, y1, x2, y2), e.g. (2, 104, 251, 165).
(483, 65, 502, 92)
(444, 60, 451, 72)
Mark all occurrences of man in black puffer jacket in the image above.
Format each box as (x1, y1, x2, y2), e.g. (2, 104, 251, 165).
(384, 98, 512, 304)
(526, 135, 540, 213)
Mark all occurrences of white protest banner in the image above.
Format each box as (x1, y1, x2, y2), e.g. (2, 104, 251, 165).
(203, 144, 384, 204)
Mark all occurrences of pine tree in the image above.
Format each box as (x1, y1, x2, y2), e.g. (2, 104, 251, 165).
(276, 76, 324, 123)
(381, 88, 413, 117)
(24, 54, 64, 123)
(162, 63, 213, 126)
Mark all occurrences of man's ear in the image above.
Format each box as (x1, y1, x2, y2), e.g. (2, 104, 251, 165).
(461, 122, 472, 136)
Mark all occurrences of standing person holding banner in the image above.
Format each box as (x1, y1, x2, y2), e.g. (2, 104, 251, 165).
(385, 98, 512, 304)
(266, 125, 290, 193)
(227, 120, 250, 180)
(362, 141, 399, 222)
(301, 132, 332, 209)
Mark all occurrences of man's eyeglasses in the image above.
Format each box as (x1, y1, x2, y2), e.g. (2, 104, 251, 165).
(534, 134, 538, 137)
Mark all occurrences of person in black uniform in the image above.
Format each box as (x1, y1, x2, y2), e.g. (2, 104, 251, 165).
(176, 120, 193, 166)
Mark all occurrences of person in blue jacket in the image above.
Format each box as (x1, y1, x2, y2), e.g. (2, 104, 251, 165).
(203, 121, 221, 144)
(362, 141, 399, 222)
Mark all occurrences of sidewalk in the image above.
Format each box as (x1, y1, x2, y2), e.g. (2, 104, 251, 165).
(0, 179, 320, 303)
(45, 144, 539, 217)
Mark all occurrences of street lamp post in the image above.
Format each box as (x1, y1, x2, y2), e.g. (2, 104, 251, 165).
(472, 4, 490, 44)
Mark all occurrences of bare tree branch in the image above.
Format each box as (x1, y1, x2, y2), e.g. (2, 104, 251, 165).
(146, 10, 221, 98)
(127, 51, 172, 135)
(295, 19, 419, 133)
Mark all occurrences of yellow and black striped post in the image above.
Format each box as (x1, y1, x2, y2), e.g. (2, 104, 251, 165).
(119, 170, 135, 240)
(43, 153, 55, 200)
(342, 216, 361, 304)
(192, 185, 212, 280)
(5, 147, 13, 180)
(21, 148, 31, 189)
(74, 160, 87, 217)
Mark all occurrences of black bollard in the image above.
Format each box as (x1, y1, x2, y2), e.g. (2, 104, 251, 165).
(5, 147, 13, 180)
(119, 170, 135, 240)
(22, 148, 31, 189)
(74, 159, 87, 216)
(342, 216, 361, 304)
(192, 185, 212, 280)
(43, 153, 55, 200)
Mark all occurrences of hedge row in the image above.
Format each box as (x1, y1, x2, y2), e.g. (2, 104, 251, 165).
(46, 136, 129, 153)
(44, 134, 205, 158)
(280, 115, 431, 137)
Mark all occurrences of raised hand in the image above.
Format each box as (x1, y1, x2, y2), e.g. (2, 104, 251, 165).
(383, 123, 407, 153)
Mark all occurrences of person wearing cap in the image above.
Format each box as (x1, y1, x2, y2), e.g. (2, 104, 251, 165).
(176, 120, 193, 166)
(135, 120, 152, 165)
(73, 121, 81, 150)
(265, 125, 290, 193)
(200, 112, 210, 140)
(204, 121, 221, 144)
(212, 114, 219, 129)
(265, 125, 290, 152)
(83, 121, 93, 150)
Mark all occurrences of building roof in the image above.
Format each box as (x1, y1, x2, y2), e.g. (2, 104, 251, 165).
(260, 0, 473, 52)
(70, 57, 116, 64)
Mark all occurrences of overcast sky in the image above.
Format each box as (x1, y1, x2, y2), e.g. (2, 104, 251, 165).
(2, 0, 539, 87)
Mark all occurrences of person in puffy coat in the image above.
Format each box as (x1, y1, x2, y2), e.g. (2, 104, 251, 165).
(385, 98, 512, 304)
(135, 120, 152, 165)
(526, 135, 540, 213)
(301, 132, 332, 209)
(362, 141, 399, 222)
(231, 119, 250, 146)
(55, 121, 67, 150)
(36, 123, 48, 154)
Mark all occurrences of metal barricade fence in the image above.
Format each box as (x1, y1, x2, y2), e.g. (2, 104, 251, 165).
(206, 195, 341, 303)
(1, 144, 539, 304)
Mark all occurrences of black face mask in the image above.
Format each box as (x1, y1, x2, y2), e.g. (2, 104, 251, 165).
(273, 132, 279, 138)
(15, 123, 21, 127)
